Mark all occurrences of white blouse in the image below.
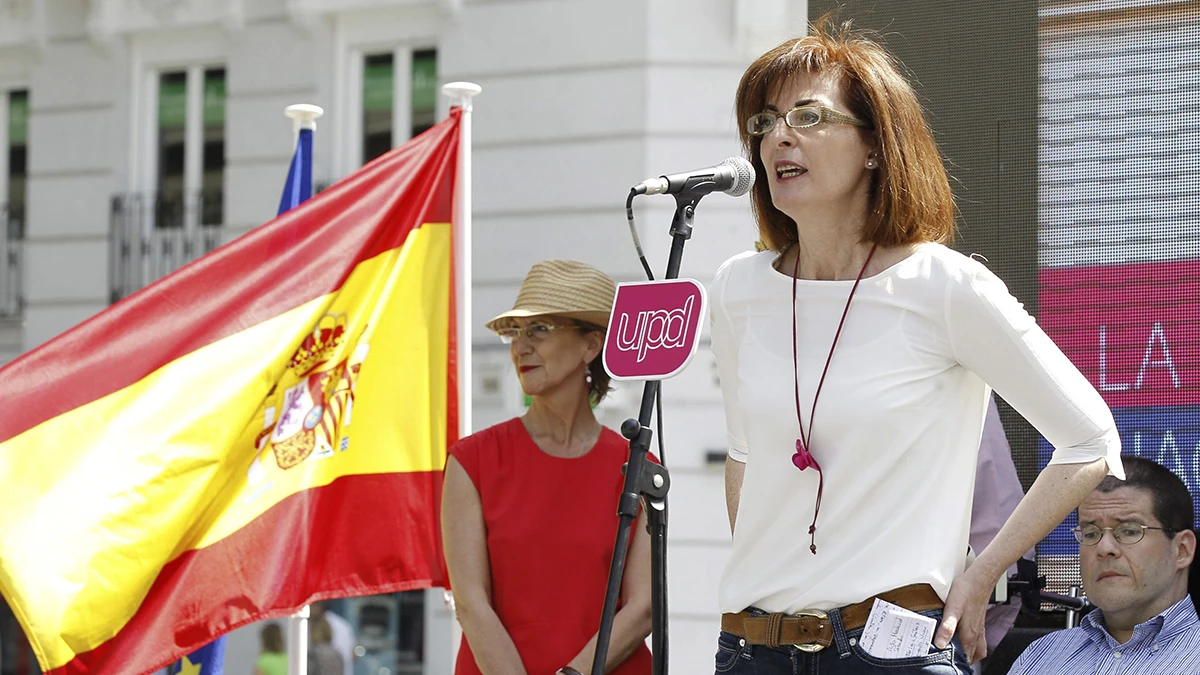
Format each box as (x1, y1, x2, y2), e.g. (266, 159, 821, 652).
(710, 242, 1122, 614)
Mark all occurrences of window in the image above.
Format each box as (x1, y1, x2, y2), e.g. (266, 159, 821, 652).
(201, 69, 225, 226)
(359, 48, 438, 165)
(410, 49, 437, 138)
(343, 592, 426, 674)
(154, 67, 225, 228)
(362, 53, 394, 164)
(156, 71, 185, 229)
(1, 88, 26, 317)
(6, 89, 26, 240)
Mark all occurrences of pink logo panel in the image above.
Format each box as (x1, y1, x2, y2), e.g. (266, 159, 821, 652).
(603, 279, 707, 380)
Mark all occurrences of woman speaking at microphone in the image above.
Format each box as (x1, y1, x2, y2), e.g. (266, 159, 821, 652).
(709, 16, 1121, 674)
(442, 259, 652, 675)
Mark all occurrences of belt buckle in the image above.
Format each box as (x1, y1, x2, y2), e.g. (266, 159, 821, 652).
(792, 609, 829, 652)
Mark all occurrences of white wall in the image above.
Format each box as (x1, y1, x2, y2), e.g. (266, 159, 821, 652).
(22, 11, 116, 349)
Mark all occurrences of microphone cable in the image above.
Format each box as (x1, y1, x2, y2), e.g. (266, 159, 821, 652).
(623, 188, 666, 467)
(626, 188, 655, 281)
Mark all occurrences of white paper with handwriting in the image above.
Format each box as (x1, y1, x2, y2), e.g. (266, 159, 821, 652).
(858, 598, 937, 659)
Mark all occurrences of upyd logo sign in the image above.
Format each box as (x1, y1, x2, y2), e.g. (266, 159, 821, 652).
(603, 279, 707, 380)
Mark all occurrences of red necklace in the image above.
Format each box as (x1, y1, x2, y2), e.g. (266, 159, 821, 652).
(790, 242, 878, 555)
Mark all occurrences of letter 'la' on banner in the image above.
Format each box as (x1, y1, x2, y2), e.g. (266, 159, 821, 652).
(0, 109, 463, 675)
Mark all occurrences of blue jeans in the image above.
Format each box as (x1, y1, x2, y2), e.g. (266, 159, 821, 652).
(714, 607, 972, 674)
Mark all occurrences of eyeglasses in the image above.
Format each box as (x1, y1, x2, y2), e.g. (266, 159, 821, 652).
(1072, 522, 1174, 546)
(746, 106, 871, 136)
(495, 322, 576, 344)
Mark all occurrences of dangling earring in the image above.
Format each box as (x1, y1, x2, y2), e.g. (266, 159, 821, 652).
(866, 157, 878, 169)
(585, 369, 593, 386)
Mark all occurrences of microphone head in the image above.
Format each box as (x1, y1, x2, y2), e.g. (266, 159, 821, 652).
(721, 156, 756, 197)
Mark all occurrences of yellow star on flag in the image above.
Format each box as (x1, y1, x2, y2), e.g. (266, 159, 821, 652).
(178, 655, 202, 675)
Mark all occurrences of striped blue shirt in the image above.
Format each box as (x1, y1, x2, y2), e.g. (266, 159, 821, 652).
(1010, 596, 1200, 675)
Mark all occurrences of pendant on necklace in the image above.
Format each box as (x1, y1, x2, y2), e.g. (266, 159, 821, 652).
(792, 440, 821, 471)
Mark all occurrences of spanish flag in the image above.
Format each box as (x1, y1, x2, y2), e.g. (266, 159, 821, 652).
(0, 109, 461, 675)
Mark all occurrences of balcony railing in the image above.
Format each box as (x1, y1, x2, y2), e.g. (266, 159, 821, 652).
(109, 192, 226, 303)
(0, 202, 23, 317)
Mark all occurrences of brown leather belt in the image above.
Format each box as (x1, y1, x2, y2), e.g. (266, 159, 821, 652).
(720, 583, 943, 651)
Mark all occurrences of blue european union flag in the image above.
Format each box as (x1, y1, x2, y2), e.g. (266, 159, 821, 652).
(278, 126, 314, 216)
(170, 637, 225, 675)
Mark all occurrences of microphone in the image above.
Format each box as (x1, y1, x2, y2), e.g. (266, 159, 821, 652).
(633, 156, 755, 198)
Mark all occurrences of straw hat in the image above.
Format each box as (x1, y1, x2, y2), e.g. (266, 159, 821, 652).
(485, 259, 617, 332)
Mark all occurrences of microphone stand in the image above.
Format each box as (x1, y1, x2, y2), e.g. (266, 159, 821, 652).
(591, 191, 701, 675)
(1003, 558, 1090, 618)
(993, 558, 1092, 630)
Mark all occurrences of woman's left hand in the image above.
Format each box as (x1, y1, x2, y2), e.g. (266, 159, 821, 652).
(934, 562, 998, 663)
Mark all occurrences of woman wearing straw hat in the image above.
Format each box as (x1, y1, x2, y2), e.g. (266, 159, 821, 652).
(442, 259, 653, 675)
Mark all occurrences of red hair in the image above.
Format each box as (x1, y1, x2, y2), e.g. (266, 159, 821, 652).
(735, 14, 955, 251)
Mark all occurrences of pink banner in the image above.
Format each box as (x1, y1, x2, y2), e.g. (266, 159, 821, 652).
(1040, 260, 1200, 408)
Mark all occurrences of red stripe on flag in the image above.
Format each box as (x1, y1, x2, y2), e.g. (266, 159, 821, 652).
(45, 470, 446, 675)
(0, 112, 459, 445)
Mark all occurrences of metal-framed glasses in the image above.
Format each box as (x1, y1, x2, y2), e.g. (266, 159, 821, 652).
(1072, 521, 1174, 546)
(746, 106, 871, 136)
(495, 322, 576, 344)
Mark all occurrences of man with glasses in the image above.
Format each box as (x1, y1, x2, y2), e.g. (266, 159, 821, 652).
(1009, 457, 1199, 674)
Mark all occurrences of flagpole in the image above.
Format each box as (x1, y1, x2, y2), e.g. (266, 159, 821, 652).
(440, 80, 480, 668)
(287, 604, 310, 675)
(441, 81, 479, 441)
(282, 102, 322, 675)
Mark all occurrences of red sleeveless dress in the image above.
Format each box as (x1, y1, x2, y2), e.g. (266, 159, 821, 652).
(449, 417, 653, 675)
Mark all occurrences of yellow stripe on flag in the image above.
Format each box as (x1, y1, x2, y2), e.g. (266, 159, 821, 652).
(0, 223, 450, 670)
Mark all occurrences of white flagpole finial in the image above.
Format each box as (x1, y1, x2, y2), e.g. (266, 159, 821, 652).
(441, 82, 482, 111)
(285, 103, 325, 132)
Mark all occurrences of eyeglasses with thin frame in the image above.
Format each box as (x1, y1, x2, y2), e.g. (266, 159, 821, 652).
(746, 105, 872, 136)
(495, 322, 577, 344)
(1072, 521, 1174, 546)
